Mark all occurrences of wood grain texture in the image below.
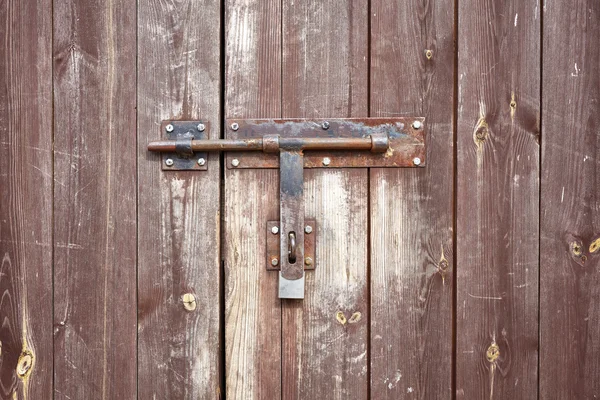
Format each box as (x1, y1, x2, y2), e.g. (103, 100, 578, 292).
(52, 0, 137, 398)
(137, 0, 222, 398)
(224, 0, 282, 398)
(281, 1, 369, 398)
(456, 0, 540, 398)
(0, 0, 53, 398)
(369, 0, 455, 398)
(540, 1, 600, 398)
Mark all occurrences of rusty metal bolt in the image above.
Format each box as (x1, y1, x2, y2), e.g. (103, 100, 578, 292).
(197, 158, 206, 166)
(165, 158, 174, 167)
(322, 157, 331, 166)
(321, 121, 330, 130)
(305, 257, 313, 266)
(231, 122, 239, 131)
(304, 225, 313, 234)
(166, 124, 174, 133)
(197, 123, 205, 132)
(231, 158, 240, 167)
(271, 257, 279, 266)
(271, 226, 279, 234)
(413, 157, 421, 166)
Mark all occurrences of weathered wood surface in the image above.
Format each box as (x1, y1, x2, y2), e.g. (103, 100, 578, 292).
(540, 0, 600, 398)
(456, 0, 540, 398)
(53, 0, 137, 398)
(224, 0, 282, 398)
(281, 1, 369, 398)
(0, 0, 53, 398)
(137, 0, 222, 398)
(370, 0, 455, 398)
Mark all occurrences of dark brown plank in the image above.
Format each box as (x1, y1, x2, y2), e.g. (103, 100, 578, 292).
(540, 1, 600, 398)
(369, 0, 455, 398)
(456, 0, 540, 398)
(0, 0, 53, 398)
(53, 0, 137, 398)
(280, 1, 369, 398)
(224, 1, 282, 398)
(137, 0, 222, 398)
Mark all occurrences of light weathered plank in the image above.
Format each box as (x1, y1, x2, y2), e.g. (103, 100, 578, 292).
(370, 0, 455, 398)
(137, 0, 222, 398)
(53, 0, 137, 398)
(281, 1, 369, 398)
(456, 0, 540, 398)
(224, 0, 282, 398)
(540, 0, 600, 398)
(0, 0, 53, 398)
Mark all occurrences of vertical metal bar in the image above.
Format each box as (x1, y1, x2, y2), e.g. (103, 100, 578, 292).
(278, 150, 305, 298)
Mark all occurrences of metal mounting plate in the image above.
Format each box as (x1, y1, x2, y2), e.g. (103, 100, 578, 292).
(266, 220, 316, 271)
(225, 118, 425, 169)
(160, 121, 209, 171)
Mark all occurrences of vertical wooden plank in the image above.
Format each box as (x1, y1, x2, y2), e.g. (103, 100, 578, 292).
(456, 0, 540, 398)
(281, 1, 369, 399)
(224, 1, 282, 398)
(137, 0, 222, 398)
(370, 0, 455, 398)
(53, 0, 137, 397)
(540, 1, 600, 398)
(0, 0, 53, 398)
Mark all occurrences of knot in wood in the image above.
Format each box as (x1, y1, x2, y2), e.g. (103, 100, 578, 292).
(17, 351, 34, 378)
(486, 342, 500, 363)
(182, 293, 197, 312)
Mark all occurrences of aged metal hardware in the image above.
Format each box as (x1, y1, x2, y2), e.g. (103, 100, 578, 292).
(267, 220, 316, 272)
(156, 121, 210, 171)
(148, 118, 426, 298)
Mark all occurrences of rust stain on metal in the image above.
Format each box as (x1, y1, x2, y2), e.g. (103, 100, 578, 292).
(224, 118, 426, 169)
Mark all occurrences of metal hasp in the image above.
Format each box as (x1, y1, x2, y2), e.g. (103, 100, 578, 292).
(148, 118, 426, 299)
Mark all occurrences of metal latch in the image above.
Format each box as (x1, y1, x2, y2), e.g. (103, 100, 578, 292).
(148, 118, 426, 299)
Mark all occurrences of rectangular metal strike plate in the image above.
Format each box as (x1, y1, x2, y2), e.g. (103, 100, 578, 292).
(225, 118, 425, 169)
(266, 220, 316, 271)
(160, 120, 209, 171)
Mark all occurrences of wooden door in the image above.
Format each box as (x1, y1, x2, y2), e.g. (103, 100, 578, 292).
(2, 0, 600, 399)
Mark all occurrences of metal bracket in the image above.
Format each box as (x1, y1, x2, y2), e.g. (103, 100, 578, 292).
(148, 118, 426, 299)
(266, 220, 316, 272)
(159, 121, 210, 171)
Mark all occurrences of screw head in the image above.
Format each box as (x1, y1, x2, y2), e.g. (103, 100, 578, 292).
(271, 226, 279, 234)
(413, 157, 422, 166)
(231, 158, 240, 167)
(412, 120, 422, 130)
(165, 158, 174, 167)
(321, 121, 330, 130)
(271, 258, 279, 266)
(197, 123, 205, 132)
(231, 122, 239, 131)
(304, 225, 313, 234)
(305, 257, 313, 266)
(166, 124, 174, 133)
(197, 158, 206, 166)
(322, 157, 331, 166)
